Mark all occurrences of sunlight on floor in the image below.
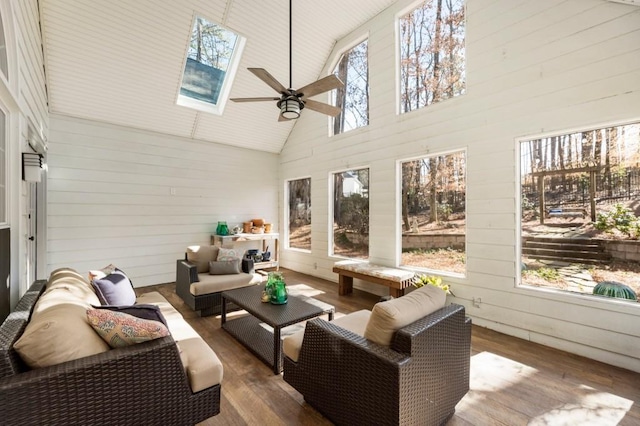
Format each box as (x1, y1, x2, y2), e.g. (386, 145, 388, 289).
(463, 352, 633, 426)
(286, 283, 325, 298)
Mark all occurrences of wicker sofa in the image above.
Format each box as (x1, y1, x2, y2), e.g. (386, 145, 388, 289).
(0, 269, 222, 425)
(282, 287, 471, 426)
(176, 244, 263, 316)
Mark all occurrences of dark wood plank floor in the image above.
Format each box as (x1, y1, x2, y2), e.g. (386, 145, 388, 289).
(139, 269, 640, 426)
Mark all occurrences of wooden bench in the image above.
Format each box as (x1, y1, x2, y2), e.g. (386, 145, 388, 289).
(333, 260, 415, 298)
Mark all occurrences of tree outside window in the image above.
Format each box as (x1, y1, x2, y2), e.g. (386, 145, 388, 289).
(520, 123, 640, 302)
(401, 151, 466, 275)
(399, 0, 465, 113)
(287, 178, 311, 251)
(332, 169, 369, 259)
(332, 39, 368, 135)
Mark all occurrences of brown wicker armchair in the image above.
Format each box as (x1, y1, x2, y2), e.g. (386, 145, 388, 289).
(283, 304, 471, 426)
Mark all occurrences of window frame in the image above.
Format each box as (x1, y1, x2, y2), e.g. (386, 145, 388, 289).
(285, 176, 312, 253)
(0, 102, 6, 227)
(396, 148, 467, 277)
(176, 13, 246, 116)
(329, 35, 369, 136)
(516, 118, 640, 307)
(395, 0, 467, 115)
(329, 166, 370, 260)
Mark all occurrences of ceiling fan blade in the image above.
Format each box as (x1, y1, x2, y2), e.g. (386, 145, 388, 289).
(304, 99, 342, 117)
(297, 74, 344, 98)
(230, 97, 280, 103)
(248, 68, 288, 94)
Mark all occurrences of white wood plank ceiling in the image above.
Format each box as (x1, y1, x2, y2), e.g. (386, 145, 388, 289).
(39, 0, 397, 153)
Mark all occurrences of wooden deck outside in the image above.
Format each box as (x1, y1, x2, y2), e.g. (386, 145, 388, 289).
(139, 269, 640, 426)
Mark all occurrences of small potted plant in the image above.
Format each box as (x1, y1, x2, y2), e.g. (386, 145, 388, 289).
(412, 274, 454, 296)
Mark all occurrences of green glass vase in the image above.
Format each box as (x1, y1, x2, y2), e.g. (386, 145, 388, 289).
(216, 221, 229, 236)
(267, 272, 287, 305)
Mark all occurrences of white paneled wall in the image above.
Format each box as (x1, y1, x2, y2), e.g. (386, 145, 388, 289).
(280, 0, 640, 372)
(47, 115, 278, 286)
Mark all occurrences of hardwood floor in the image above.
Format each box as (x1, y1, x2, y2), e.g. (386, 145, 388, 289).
(139, 269, 640, 426)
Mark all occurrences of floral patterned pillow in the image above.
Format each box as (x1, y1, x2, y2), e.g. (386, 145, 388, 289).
(87, 309, 170, 348)
(217, 247, 242, 261)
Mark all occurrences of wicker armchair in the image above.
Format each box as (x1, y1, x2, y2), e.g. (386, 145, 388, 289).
(283, 304, 471, 426)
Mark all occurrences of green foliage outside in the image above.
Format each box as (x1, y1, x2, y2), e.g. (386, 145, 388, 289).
(337, 193, 369, 234)
(595, 204, 640, 238)
(522, 267, 561, 282)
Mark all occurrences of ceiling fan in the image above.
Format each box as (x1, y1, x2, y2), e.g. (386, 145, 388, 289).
(230, 0, 344, 121)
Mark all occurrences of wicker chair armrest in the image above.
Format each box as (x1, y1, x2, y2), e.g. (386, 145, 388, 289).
(176, 259, 198, 301)
(241, 257, 255, 274)
(0, 336, 196, 424)
(298, 318, 409, 368)
(392, 303, 469, 355)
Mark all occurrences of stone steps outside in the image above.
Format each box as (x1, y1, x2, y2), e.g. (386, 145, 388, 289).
(522, 236, 611, 264)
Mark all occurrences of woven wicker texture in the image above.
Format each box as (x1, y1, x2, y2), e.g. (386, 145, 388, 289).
(222, 285, 334, 374)
(0, 279, 221, 425)
(283, 304, 471, 426)
(176, 259, 245, 316)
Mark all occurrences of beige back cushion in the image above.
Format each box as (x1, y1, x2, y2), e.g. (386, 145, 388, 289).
(186, 245, 220, 273)
(363, 285, 446, 346)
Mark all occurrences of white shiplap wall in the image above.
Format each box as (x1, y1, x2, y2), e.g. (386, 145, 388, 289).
(279, 0, 640, 372)
(6, 0, 49, 304)
(47, 115, 279, 286)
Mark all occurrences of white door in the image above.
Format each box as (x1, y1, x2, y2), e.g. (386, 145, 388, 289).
(25, 181, 36, 285)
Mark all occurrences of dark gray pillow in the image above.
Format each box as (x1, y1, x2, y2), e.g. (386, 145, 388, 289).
(209, 259, 241, 275)
(92, 304, 168, 327)
(92, 268, 136, 305)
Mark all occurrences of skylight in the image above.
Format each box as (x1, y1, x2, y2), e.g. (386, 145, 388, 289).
(177, 15, 245, 115)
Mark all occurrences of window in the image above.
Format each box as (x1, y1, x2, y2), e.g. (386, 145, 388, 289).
(287, 178, 311, 251)
(332, 168, 369, 259)
(400, 151, 466, 275)
(520, 123, 640, 301)
(399, 0, 465, 113)
(177, 15, 245, 115)
(331, 39, 368, 135)
(0, 108, 6, 224)
(0, 9, 8, 80)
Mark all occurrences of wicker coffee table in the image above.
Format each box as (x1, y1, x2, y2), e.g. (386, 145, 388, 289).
(221, 285, 334, 374)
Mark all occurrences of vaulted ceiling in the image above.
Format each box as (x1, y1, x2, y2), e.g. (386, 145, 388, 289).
(39, 0, 397, 153)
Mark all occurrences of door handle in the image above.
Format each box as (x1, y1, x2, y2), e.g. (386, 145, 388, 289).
(28, 236, 35, 241)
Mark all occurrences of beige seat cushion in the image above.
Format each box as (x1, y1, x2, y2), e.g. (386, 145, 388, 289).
(190, 273, 261, 296)
(136, 291, 223, 391)
(186, 245, 220, 273)
(283, 309, 371, 362)
(363, 285, 446, 346)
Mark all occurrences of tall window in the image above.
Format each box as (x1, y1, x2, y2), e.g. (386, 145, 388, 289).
(0, 9, 8, 80)
(400, 151, 466, 275)
(177, 15, 245, 115)
(332, 168, 369, 259)
(287, 178, 311, 251)
(399, 0, 465, 113)
(332, 39, 369, 135)
(520, 123, 640, 302)
(0, 108, 6, 224)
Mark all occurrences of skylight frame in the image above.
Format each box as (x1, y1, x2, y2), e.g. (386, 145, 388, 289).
(176, 14, 246, 116)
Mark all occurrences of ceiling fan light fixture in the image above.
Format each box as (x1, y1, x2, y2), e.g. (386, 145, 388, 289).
(280, 98, 301, 119)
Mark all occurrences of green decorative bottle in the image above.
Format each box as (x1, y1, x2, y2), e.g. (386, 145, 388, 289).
(216, 221, 229, 236)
